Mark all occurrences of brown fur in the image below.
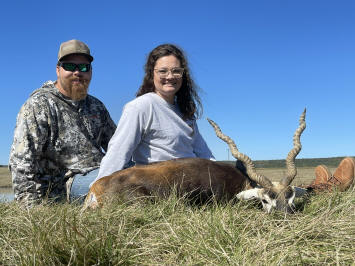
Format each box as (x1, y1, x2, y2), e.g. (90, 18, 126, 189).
(85, 158, 253, 208)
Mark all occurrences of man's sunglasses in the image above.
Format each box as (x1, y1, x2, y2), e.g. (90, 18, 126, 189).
(58, 62, 91, 72)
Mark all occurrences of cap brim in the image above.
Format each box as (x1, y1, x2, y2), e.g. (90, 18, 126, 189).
(58, 53, 94, 62)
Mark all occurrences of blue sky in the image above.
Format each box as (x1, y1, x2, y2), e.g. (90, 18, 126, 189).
(1, 0, 354, 165)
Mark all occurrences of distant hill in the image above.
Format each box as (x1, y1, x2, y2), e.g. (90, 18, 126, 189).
(219, 156, 353, 168)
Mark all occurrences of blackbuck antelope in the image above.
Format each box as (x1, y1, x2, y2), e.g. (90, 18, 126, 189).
(83, 109, 307, 213)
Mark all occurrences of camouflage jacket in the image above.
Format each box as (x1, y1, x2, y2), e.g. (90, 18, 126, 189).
(9, 80, 116, 204)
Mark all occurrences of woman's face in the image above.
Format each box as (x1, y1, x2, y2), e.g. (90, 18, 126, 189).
(153, 55, 183, 104)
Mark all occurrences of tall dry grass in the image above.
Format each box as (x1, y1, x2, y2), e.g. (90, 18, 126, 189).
(0, 186, 354, 265)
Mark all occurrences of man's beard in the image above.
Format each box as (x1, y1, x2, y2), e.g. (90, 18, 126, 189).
(70, 81, 89, 100)
(62, 78, 90, 101)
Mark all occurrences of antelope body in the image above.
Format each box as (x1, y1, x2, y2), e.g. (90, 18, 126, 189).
(84, 110, 307, 213)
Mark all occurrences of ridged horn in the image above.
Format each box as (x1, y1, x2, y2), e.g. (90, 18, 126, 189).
(207, 118, 273, 189)
(280, 109, 306, 186)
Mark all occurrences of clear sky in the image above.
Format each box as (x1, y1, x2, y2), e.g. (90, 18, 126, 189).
(1, 0, 354, 165)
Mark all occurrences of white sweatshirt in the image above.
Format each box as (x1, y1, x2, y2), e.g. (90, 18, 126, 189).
(92, 92, 214, 185)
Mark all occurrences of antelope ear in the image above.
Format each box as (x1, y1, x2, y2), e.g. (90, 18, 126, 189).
(292, 186, 308, 197)
(237, 188, 262, 200)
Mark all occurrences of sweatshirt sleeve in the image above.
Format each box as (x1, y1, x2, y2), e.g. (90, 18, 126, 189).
(94, 103, 146, 182)
(9, 99, 50, 203)
(192, 121, 215, 160)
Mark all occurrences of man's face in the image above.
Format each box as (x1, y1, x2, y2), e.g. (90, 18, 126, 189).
(56, 54, 92, 101)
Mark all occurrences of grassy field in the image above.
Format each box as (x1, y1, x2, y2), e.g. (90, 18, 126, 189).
(0, 188, 354, 265)
(0, 158, 354, 265)
(0, 167, 11, 188)
(220, 156, 348, 168)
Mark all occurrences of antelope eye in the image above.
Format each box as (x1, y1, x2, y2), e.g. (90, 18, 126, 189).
(262, 199, 268, 204)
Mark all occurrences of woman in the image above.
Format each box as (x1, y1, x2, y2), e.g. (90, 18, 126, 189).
(93, 44, 215, 183)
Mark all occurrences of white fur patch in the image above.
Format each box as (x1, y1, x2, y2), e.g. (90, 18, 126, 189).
(237, 188, 262, 200)
(90, 193, 97, 202)
(82, 192, 98, 210)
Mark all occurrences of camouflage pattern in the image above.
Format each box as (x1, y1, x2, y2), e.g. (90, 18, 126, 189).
(9, 80, 116, 206)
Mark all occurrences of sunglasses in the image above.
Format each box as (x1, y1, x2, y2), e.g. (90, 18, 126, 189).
(58, 62, 91, 72)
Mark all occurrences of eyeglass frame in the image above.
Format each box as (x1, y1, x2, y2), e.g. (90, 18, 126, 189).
(154, 67, 184, 78)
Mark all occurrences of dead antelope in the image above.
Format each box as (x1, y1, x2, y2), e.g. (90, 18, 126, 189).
(83, 109, 307, 213)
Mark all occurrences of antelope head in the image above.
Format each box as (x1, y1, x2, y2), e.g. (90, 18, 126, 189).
(208, 109, 306, 213)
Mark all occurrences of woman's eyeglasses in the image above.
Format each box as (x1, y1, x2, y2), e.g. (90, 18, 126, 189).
(154, 68, 184, 78)
(58, 62, 91, 72)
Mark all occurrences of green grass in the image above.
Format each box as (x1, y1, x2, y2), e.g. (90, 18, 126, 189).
(0, 187, 354, 265)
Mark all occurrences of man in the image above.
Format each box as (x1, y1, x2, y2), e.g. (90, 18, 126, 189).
(9, 39, 116, 206)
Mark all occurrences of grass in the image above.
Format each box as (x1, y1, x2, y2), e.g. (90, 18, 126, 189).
(0, 167, 11, 188)
(0, 159, 354, 265)
(0, 187, 354, 265)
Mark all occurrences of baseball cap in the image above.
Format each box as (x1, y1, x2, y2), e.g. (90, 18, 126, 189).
(58, 39, 94, 62)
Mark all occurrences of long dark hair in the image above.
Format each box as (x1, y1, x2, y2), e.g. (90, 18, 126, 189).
(136, 44, 202, 120)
